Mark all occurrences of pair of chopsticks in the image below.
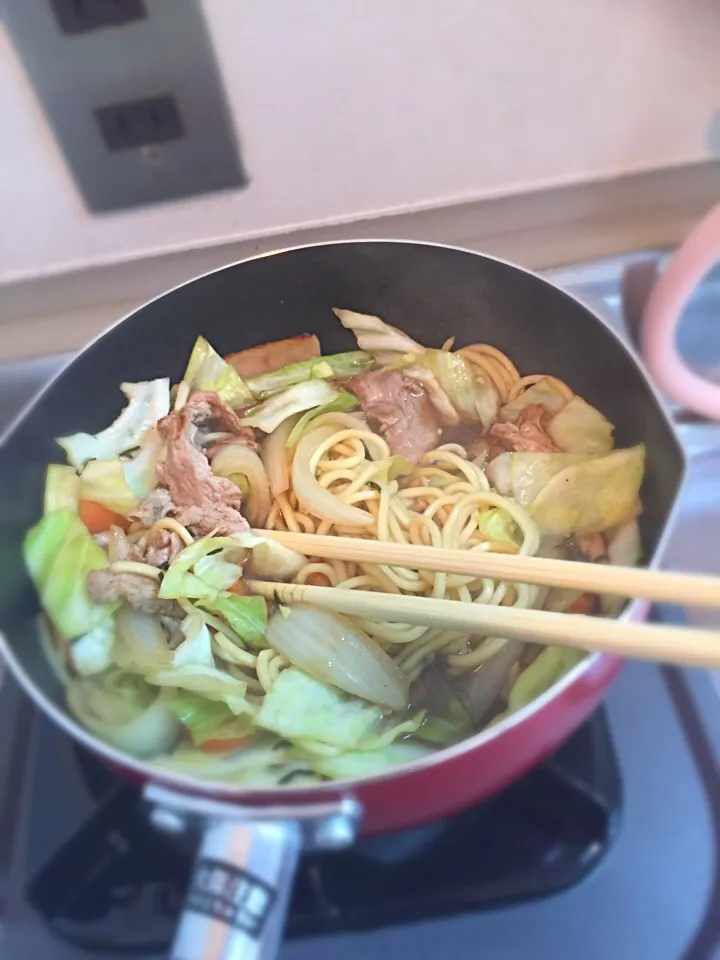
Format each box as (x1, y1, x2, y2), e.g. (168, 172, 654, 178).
(246, 530, 720, 670)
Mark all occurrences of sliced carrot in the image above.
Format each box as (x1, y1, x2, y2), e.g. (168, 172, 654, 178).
(228, 580, 250, 596)
(305, 572, 332, 587)
(568, 593, 600, 616)
(79, 500, 130, 534)
(200, 737, 249, 753)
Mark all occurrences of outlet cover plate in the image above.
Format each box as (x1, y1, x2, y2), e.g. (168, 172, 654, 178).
(4, 0, 248, 212)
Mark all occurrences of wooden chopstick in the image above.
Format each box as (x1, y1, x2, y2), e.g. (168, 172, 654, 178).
(245, 579, 720, 670)
(253, 529, 720, 611)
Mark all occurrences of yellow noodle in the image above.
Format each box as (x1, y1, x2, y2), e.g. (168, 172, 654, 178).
(507, 374, 574, 401)
(151, 517, 194, 546)
(263, 422, 545, 678)
(107, 561, 161, 579)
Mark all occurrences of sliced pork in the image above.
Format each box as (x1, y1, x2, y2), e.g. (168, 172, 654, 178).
(87, 570, 182, 617)
(487, 404, 560, 459)
(184, 391, 257, 446)
(347, 370, 441, 463)
(226, 334, 321, 379)
(156, 402, 250, 537)
(129, 488, 175, 528)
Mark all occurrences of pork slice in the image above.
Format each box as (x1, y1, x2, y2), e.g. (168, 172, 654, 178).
(184, 392, 258, 446)
(87, 570, 182, 617)
(138, 527, 184, 568)
(487, 404, 560, 458)
(130, 488, 175, 528)
(576, 533, 608, 563)
(156, 405, 250, 537)
(226, 334, 321, 379)
(347, 370, 441, 464)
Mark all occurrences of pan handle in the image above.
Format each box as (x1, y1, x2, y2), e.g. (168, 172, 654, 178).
(145, 784, 362, 960)
(640, 202, 720, 418)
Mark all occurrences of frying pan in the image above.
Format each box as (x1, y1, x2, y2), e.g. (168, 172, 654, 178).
(0, 240, 684, 959)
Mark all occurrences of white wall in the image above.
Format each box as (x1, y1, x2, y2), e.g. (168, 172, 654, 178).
(1, 0, 718, 284)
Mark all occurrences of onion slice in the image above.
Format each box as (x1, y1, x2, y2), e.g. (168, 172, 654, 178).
(292, 427, 373, 528)
(261, 414, 297, 496)
(266, 605, 407, 712)
(212, 444, 271, 525)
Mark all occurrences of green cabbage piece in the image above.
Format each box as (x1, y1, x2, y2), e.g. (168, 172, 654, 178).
(529, 444, 645, 537)
(547, 396, 614, 455)
(159, 535, 246, 600)
(183, 336, 254, 407)
(70, 618, 117, 676)
(165, 692, 254, 745)
(487, 452, 592, 506)
(44, 464, 80, 515)
(409, 349, 498, 428)
(122, 429, 166, 502)
(255, 668, 382, 748)
(372, 455, 414, 482)
(173, 613, 215, 668)
(247, 351, 374, 399)
(508, 646, 585, 713)
(79, 458, 139, 513)
(57, 379, 170, 468)
(23, 508, 119, 640)
(498, 377, 568, 422)
(151, 739, 304, 784)
(286, 389, 359, 446)
(240, 380, 340, 433)
(198, 593, 268, 647)
(67, 669, 180, 758)
(476, 507, 521, 546)
(148, 664, 250, 714)
(311, 741, 434, 779)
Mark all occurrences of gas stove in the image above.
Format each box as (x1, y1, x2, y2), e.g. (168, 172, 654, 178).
(1, 252, 720, 960)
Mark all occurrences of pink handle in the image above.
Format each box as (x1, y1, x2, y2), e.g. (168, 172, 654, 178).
(640, 202, 720, 419)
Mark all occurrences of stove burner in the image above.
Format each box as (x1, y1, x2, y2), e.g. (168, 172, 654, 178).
(25, 710, 621, 954)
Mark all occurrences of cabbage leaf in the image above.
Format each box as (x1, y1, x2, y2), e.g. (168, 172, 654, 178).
(148, 664, 250, 714)
(286, 389, 359, 446)
(508, 646, 585, 713)
(67, 669, 180, 757)
(79, 458, 139, 514)
(476, 507, 521, 545)
(247, 351, 374, 399)
(173, 613, 215, 668)
(487, 451, 592, 505)
(182, 336, 254, 408)
(57, 379, 170, 468)
(159, 535, 246, 600)
(547, 396, 614, 456)
(165, 692, 253, 745)
(232, 532, 306, 581)
(529, 444, 645, 536)
(198, 593, 268, 647)
(44, 464, 80, 515)
(24, 508, 119, 640)
(498, 378, 568, 422)
(70, 618, 116, 676)
(255, 668, 383, 748)
(311, 741, 434, 779)
(240, 380, 339, 434)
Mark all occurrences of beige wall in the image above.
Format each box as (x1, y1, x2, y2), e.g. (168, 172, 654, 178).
(1, 0, 718, 284)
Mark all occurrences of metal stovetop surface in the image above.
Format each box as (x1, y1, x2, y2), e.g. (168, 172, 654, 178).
(1, 250, 720, 960)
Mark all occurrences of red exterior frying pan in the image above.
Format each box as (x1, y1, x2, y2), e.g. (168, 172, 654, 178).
(0, 241, 684, 959)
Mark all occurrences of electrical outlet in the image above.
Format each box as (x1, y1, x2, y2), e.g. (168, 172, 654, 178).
(50, 0, 147, 34)
(95, 95, 184, 150)
(4, 0, 247, 211)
